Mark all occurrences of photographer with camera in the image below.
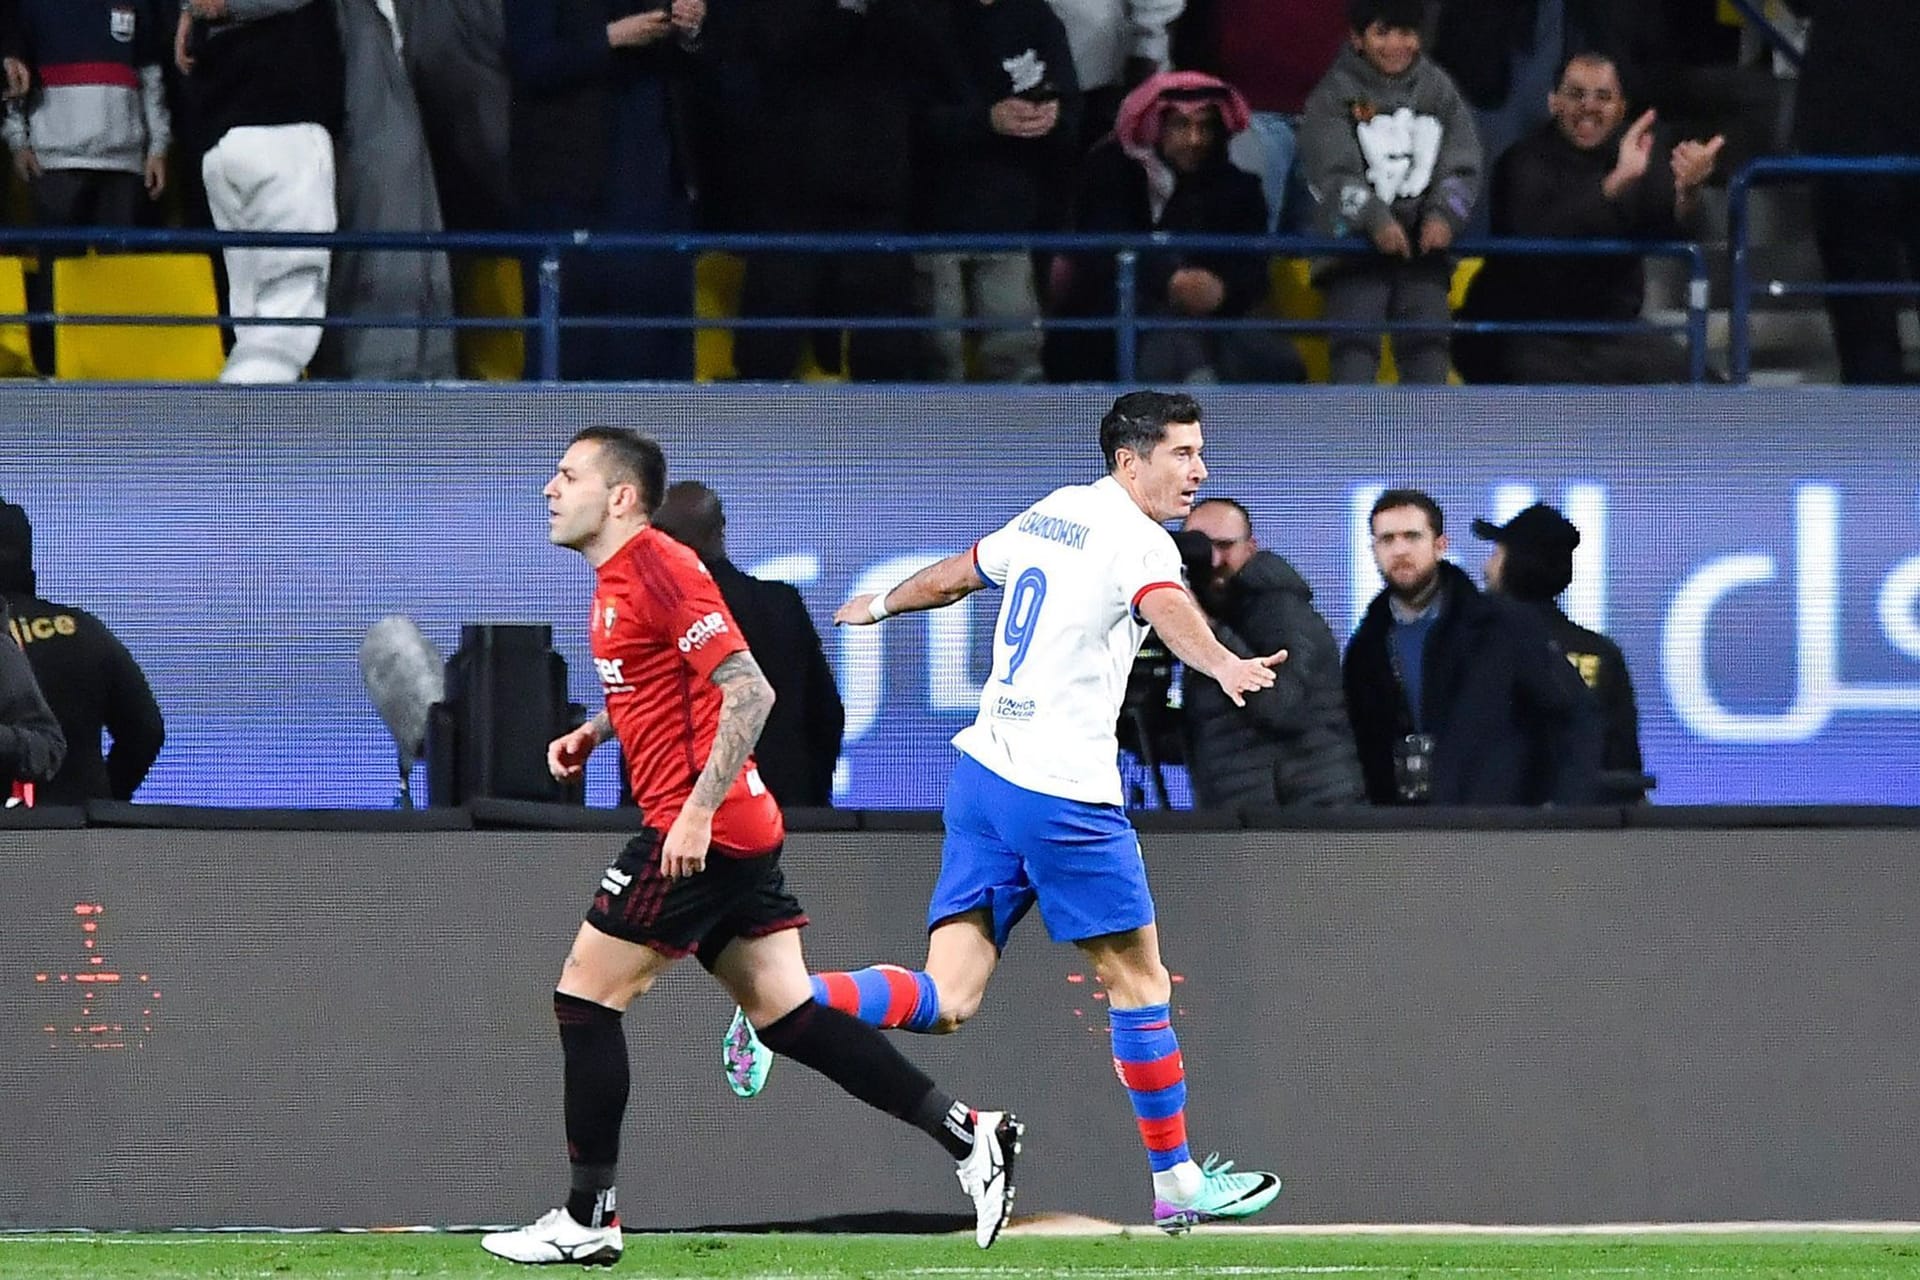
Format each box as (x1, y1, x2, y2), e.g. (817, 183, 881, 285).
(1343, 489, 1600, 807)
(1175, 499, 1360, 811)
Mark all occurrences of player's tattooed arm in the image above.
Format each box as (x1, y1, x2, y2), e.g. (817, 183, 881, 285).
(588, 711, 613, 744)
(689, 651, 775, 811)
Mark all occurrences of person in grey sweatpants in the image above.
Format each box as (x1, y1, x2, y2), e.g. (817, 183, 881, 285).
(1298, 0, 1479, 384)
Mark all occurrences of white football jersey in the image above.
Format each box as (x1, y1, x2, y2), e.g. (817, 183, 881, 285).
(952, 476, 1187, 805)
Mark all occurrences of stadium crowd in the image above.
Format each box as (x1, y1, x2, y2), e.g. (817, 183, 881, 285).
(0, 0, 1907, 384)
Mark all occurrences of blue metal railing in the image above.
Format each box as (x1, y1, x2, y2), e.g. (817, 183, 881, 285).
(1728, 155, 1920, 382)
(0, 225, 1710, 383)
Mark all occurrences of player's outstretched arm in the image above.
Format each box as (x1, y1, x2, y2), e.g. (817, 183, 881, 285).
(1137, 587, 1286, 708)
(834, 550, 986, 626)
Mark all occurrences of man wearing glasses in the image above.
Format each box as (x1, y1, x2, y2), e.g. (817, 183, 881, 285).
(1177, 498, 1361, 811)
(1453, 51, 1724, 384)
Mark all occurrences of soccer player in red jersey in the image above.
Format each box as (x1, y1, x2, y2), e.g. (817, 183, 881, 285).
(482, 428, 1022, 1267)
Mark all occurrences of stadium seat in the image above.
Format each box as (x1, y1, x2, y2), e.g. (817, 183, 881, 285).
(53, 252, 223, 381)
(453, 255, 526, 382)
(1449, 256, 1484, 311)
(695, 251, 850, 383)
(0, 256, 36, 377)
(694, 251, 743, 382)
(1269, 256, 1330, 382)
(1267, 255, 1484, 384)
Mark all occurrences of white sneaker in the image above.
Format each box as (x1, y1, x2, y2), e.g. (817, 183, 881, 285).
(480, 1207, 623, 1266)
(955, 1110, 1022, 1248)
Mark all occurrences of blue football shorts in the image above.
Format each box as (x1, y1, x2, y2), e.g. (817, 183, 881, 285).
(928, 752, 1156, 949)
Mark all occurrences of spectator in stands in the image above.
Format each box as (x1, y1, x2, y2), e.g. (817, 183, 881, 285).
(0, 0, 170, 372)
(1784, 0, 1920, 384)
(319, 0, 457, 382)
(1173, 0, 1346, 232)
(1177, 499, 1362, 811)
(507, 0, 706, 381)
(0, 0, 23, 99)
(1343, 488, 1600, 806)
(1429, 1, 1672, 225)
(400, 0, 511, 234)
(1473, 501, 1644, 797)
(0, 499, 162, 806)
(177, 0, 344, 384)
(651, 481, 845, 807)
(1298, 0, 1480, 385)
(1, 0, 171, 229)
(1453, 52, 1723, 385)
(907, 0, 1080, 383)
(729, 0, 926, 382)
(1045, 72, 1302, 383)
(1, 595, 62, 803)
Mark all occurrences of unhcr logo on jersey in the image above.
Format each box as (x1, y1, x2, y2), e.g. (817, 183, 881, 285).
(1016, 511, 1090, 550)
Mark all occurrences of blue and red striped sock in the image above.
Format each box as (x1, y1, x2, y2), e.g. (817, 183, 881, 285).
(1109, 1003, 1191, 1172)
(810, 965, 940, 1033)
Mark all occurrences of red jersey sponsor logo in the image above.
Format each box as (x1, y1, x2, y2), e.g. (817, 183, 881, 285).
(677, 611, 728, 653)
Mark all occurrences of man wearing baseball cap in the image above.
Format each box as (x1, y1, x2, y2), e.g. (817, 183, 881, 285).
(1473, 503, 1646, 798)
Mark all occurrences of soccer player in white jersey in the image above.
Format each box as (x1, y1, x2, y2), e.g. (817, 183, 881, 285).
(723, 391, 1287, 1231)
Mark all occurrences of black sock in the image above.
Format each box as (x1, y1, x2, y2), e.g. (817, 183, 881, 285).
(555, 992, 627, 1227)
(758, 999, 977, 1159)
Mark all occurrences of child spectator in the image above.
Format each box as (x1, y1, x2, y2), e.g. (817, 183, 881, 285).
(1298, 0, 1479, 384)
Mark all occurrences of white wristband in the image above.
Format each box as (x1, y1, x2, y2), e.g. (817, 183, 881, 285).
(867, 592, 893, 622)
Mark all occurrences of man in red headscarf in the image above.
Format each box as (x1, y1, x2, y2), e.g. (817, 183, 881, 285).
(1044, 71, 1303, 383)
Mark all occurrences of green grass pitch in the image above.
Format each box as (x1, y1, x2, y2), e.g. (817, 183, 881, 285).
(3, 1231, 1919, 1280)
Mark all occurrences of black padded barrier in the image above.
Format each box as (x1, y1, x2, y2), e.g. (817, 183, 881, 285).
(3, 820, 1919, 1230)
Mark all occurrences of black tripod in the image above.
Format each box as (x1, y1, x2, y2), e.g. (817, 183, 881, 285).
(1117, 631, 1184, 810)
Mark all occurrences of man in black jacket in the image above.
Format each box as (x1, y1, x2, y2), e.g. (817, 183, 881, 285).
(728, 0, 926, 381)
(0, 500, 163, 806)
(1454, 51, 1722, 384)
(907, 0, 1081, 382)
(506, 0, 705, 380)
(1, 595, 64, 803)
(1474, 502, 1645, 799)
(1045, 71, 1302, 384)
(652, 481, 845, 807)
(1177, 499, 1360, 810)
(1343, 488, 1600, 806)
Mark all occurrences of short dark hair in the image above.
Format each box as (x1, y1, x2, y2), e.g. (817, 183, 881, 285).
(1347, 0, 1423, 33)
(652, 480, 726, 562)
(1099, 391, 1203, 470)
(1555, 49, 1636, 102)
(1371, 487, 1444, 536)
(1190, 496, 1253, 535)
(571, 426, 666, 515)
